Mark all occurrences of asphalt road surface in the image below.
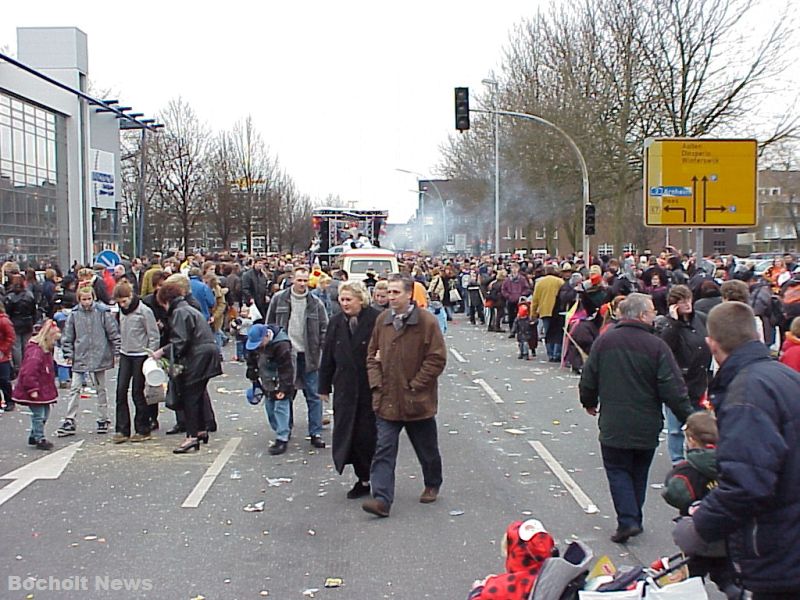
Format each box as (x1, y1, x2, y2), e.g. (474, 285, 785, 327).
(0, 315, 724, 599)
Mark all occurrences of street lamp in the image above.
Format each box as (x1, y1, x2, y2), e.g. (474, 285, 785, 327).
(396, 168, 449, 253)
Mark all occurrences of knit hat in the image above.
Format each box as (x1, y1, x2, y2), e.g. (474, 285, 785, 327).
(518, 304, 529, 318)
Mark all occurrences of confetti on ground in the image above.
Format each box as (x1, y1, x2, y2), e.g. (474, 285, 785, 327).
(504, 428, 526, 435)
(243, 501, 265, 512)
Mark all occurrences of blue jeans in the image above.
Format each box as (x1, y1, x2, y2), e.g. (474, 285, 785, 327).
(370, 416, 443, 507)
(293, 353, 322, 437)
(601, 444, 655, 530)
(265, 395, 291, 442)
(664, 406, 685, 465)
(30, 404, 51, 441)
(0, 361, 12, 407)
(542, 317, 563, 360)
(235, 335, 246, 360)
(518, 341, 529, 358)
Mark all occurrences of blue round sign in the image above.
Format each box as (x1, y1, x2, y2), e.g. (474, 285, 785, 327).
(94, 249, 121, 268)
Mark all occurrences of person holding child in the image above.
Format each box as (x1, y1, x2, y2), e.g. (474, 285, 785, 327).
(662, 411, 741, 600)
(11, 320, 61, 450)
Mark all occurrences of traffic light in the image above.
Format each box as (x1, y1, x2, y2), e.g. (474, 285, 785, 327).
(584, 204, 596, 236)
(455, 87, 470, 132)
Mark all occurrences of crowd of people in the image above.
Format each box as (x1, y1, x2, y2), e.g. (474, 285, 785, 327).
(2, 245, 800, 599)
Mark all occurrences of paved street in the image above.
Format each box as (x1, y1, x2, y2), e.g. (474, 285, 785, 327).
(0, 315, 722, 599)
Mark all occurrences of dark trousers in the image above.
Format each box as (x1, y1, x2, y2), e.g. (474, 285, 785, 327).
(506, 301, 518, 332)
(0, 361, 12, 407)
(178, 378, 210, 437)
(370, 416, 443, 507)
(115, 355, 149, 436)
(752, 592, 800, 600)
(468, 302, 485, 324)
(601, 444, 655, 530)
(174, 389, 216, 432)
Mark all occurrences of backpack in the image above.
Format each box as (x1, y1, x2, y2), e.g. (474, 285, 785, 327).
(783, 282, 800, 306)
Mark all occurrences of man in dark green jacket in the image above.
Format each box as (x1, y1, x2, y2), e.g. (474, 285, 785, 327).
(579, 293, 692, 543)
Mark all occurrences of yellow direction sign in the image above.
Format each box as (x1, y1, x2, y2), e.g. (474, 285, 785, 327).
(644, 138, 757, 227)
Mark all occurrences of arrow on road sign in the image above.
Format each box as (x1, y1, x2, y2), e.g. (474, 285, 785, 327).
(664, 206, 687, 220)
(0, 441, 84, 507)
(706, 206, 726, 212)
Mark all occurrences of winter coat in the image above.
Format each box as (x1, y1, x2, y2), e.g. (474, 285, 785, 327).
(780, 333, 800, 372)
(501, 275, 531, 304)
(0, 313, 15, 362)
(319, 306, 380, 474)
(750, 280, 775, 322)
(241, 268, 269, 316)
(266, 288, 328, 373)
(189, 276, 215, 320)
(119, 298, 160, 357)
(226, 272, 242, 306)
(165, 297, 222, 386)
(579, 320, 692, 449)
(663, 447, 719, 515)
(693, 295, 722, 316)
(367, 305, 447, 422)
(246, 326, 294, 395)
(566, 317, 600, 370)
(692, 341, 800, 593)
(5, 289, 37, 335)
(530, 275, 563, 318)
(61, 302, 120, 372)
(658, 312, 711, 407)
(12, 341, 58, 405)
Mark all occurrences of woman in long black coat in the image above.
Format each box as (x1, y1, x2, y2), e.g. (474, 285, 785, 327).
(319, 281, 380, 499)
(153, 281, 222, 454)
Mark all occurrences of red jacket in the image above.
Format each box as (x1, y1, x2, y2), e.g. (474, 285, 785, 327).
(780, 333, 800, 373)
(12, 341, 58, 405)
(0, 313, 15, 363)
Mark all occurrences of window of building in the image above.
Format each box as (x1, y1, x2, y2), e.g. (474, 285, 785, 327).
(712, 228, 725, 233)
(514, 227, 526, 240)
(712, 240, 727, 252)
(598, 243, 614, 256)
(623, 243, 636, 253)
(0, 92, 64, 264)
(535, 228, 545, 240)
(771, 188, 781, 196)
(504, 226, 512, 239)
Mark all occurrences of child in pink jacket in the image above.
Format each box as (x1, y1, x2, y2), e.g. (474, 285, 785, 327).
(12, 320, 60, 450)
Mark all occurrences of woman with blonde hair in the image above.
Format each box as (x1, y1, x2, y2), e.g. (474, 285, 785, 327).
(12, 319, 61, 450)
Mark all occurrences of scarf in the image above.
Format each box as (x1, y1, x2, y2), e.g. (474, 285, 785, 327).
(391, 303, 415, 331)
(120, 296, 140, 315)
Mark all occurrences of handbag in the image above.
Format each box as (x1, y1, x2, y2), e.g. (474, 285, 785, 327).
(448, 288, 462, 303)
(163, 345, 183, 411)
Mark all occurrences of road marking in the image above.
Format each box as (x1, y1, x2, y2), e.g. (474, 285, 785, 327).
(473, 378, 504, 404)
(0, 440, 84, 507)
(449, 348, 467, 363)
(182, 437, 242, 508)
(529, 440, 598, 514)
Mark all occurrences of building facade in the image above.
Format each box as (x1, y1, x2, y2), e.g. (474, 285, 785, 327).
(0, 27, 122, 269)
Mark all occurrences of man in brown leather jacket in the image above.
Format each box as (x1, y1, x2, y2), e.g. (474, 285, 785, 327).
(362, 273, 447, 518)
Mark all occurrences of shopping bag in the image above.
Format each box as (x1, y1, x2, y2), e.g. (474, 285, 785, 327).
(145, 383, 166, 405)
(449, 288, 462, 303)
(643, 577, 707, 600)
(578, 581, 644, 599)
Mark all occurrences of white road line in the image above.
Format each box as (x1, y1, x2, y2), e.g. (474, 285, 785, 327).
(449, 348, 467, 363)
(473, 378, 504, 404)
(182, 437, 242, 508)
(0, 440, 84, 507)
(529, 440, 598, 514)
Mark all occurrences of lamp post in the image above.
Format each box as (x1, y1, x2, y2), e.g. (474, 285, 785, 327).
(482, 77, 500, 259)
(397, 168, 449, 253)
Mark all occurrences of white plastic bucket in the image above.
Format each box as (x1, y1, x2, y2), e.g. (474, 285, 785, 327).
(143, 357, 167, 386)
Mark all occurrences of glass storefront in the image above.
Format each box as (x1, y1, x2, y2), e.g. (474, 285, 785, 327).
(0, 91, 67, 267)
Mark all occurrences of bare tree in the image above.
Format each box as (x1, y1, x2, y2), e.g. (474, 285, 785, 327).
(205, 131, 240, 251)
(151, 98, 209, 252)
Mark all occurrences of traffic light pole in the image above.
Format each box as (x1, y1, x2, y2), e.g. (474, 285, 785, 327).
(471, 108, 591, 262)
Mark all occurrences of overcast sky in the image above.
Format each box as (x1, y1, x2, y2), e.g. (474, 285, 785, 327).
(2, 1, 543, 223)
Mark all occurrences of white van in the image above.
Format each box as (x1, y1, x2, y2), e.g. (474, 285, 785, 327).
(340, 248, 399, 283)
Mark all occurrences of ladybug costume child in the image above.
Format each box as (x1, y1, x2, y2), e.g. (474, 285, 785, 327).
(468, 519, 556, 600)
